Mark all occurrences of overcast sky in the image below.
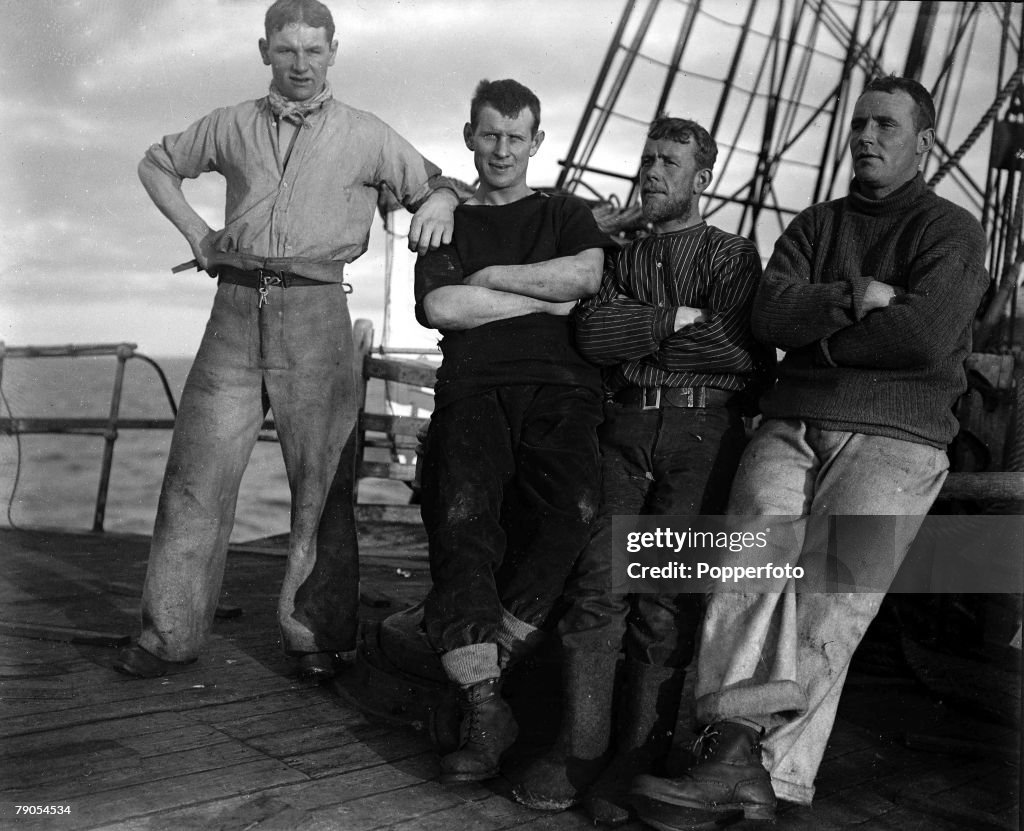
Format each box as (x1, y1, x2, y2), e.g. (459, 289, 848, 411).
(1, 0, 628, 357)
(1, 1, 1007, 358)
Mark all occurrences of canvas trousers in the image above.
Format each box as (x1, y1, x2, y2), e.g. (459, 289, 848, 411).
(420, 384, 603, 655)
(559, 401, 748, 666)
(694, 418, 948, 804)
(138, 281, 360, 661)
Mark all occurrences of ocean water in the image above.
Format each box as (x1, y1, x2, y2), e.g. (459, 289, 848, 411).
(0, 351, 412, 541)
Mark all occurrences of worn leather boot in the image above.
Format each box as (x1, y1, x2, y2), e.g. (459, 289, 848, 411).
(112, 644, 194, 679)
(631, 720, 776, 826)
(433, 614, 544, 757)
(584, 661, 686, 826)
(296, 651, 341, 683)
(439, 677, 519, 783)
(511, 650, 619, 810)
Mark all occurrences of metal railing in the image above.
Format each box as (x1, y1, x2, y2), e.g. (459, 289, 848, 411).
(0, 335, 440, 534)
(0, 342, 180, 532)
(2, 342, 1022, 534)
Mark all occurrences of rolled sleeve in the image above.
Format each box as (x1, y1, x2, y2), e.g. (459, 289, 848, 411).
(415, 245, 465, 327)
(375, 125, 444, 212)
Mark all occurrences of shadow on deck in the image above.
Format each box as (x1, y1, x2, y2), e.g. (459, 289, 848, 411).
(0, 525, 1019, 830)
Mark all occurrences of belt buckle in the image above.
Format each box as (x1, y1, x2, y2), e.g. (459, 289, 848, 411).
(257, 267, 284, 288)
(641, 387, 661, 410)
(256, 268, 284, 308)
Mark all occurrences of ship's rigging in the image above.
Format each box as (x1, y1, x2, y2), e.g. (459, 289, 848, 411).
(380, 1, 1023, 353)
(554, 0, 1023, 350)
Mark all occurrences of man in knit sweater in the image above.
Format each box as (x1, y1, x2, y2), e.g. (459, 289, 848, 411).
(631, 76, 990, 827)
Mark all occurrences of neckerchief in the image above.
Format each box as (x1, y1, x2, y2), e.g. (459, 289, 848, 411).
(266, 82, 333, 128)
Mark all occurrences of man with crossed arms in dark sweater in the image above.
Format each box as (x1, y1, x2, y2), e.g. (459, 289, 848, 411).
(631, 76, 990, 828)
(415, 78, 614, 785)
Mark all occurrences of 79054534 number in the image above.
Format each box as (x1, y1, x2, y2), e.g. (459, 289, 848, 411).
(16, 806, 71, 815)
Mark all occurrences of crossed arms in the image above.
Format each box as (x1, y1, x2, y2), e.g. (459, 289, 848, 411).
(574, 244, 763, 375)
(752, 208, 989, 369)
(418, 248, 605, 331)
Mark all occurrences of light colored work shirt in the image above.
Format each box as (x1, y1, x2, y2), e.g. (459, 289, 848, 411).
(145, 96, 446, 282)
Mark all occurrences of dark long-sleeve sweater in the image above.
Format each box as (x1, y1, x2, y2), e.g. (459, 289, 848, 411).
(755, 173, 990, 447)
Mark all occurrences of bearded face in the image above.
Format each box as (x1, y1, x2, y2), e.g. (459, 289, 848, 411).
(638, 136, 704, 232)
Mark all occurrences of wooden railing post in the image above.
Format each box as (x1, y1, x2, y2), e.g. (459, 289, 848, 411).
(351, 319, 375, 504)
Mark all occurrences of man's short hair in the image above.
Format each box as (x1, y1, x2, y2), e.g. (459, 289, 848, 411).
(470, 79, 541, 135)
(647, 116, 718, 171)
(265, 0, 335, 42)
(862, 75, 936, 132)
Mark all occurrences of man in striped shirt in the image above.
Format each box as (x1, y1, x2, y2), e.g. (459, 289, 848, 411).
(512, 116, 773, 823)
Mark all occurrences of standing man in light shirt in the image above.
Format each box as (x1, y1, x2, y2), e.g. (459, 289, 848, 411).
(115, 0, 459, 682)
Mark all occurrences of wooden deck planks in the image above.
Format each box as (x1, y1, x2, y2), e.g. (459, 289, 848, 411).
(18, 758, 309, 830)
(93, 753, 448, 830)
(0, 525, 1020, 830)
(276, 726, 432, 780)
(0, 671, 303, 737)
(5, 736, 270, 797)
(0, 621, 308, 724)
(189, 688, 334, 728)
(3, 724, 228, 791)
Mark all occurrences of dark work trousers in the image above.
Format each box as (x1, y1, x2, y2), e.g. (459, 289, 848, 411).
(139, 281, 360, 661)
(420, 384, 603, 653)
(558, 401, 748, 667)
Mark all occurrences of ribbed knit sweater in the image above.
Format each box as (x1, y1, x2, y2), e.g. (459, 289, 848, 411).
(755, 173, 989, 447)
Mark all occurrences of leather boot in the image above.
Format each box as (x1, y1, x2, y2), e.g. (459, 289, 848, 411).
(631, 720, 776, 826)
(439, 677, 519, 783)
(433, 613, 545, 756)
(584, 661, 686, 826)
(511, 650, 619, 810)
(113, 644, 194, 679)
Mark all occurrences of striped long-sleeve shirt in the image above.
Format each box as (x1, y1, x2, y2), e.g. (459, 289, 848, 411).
(574, 222, 774, 405)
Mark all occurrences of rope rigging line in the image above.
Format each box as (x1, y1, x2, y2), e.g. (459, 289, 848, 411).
(928, 63, 1024, 188)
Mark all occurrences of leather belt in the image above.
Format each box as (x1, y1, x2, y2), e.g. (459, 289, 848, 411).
(218, 265, 336, 308)
(612, 386, 736, 409)
(218, 264, 327, 289)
